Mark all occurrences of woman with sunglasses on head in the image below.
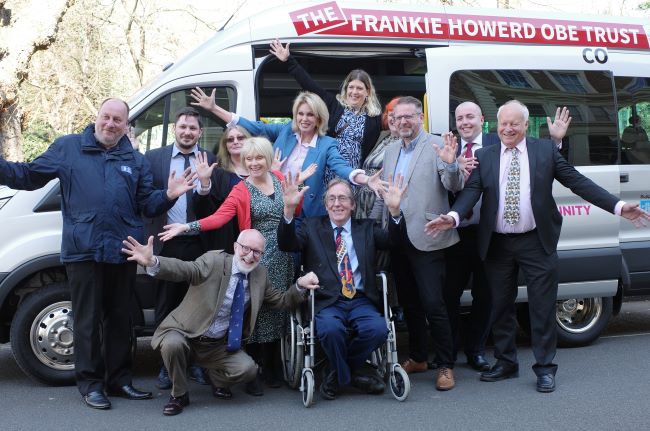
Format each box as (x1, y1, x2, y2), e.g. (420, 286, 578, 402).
(269, 39, 383, 186)
(190, 88, 386, 219)
(160, 136, 314, 394)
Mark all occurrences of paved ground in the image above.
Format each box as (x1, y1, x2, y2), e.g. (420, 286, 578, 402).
(2, 299, 650, 431)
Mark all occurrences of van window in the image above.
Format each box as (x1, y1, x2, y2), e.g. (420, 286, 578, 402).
(257, 51, 426, 119)
(131, 87, 235, 153)
(450, 70, 618, 167)
(616, 76, 650, 165)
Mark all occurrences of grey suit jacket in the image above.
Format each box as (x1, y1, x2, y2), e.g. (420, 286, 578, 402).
(151, 251, 303, 350)
(375, 132, 463, 251)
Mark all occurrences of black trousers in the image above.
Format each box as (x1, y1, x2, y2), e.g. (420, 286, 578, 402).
(484, 230, 558, 376)
(391, 233, 454, 368)
(443, 225, 492, 359)
(154, 236, 204, 328)
(66, 261, 136, 395)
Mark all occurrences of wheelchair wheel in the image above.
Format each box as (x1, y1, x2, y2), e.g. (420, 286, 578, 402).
(301, 368, 315, 408)
(389, 365, 410, 402)
(281, 315, 304, 389)
(370, 347, 388, 383)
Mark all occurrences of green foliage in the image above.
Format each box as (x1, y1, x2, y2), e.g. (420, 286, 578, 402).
(22, 122, 55, 162)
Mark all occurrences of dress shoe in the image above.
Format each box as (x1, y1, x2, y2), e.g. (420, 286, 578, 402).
(107, 384, 153, 400)
(536, 374, 556, 393)
(189, 365, 208, 385)
(163, 393, 189, 416)
(156, 366, 172, 390)
(351, 372, 385, 395)
(83, 391, 111, 410)
(467, 354, 491, 372)
(401, 358, 428, 374)
(435, 367, 455, 391)
(480, 364, 519, 382)
(319, 369, 339, 400)
(245, 373, 264, 396)
(212, 386, 233, 400)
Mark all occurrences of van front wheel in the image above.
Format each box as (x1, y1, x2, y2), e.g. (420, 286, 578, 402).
(555, 297, 613, 347)
(10, 283, 76, 386)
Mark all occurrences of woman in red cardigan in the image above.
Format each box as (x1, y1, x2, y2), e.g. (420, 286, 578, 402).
(160, 137, 314, 394)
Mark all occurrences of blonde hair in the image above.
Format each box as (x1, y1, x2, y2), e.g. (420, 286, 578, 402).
(291, 92, 329, 136)
(217, 126, 251, 173)
(335, 69, 382, 117)
(240, 137, 274, 169)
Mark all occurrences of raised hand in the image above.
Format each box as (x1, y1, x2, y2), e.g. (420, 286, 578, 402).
(281, 171, 309, 214)
(121, 235, 155, 267)
(547, 106, 572, 143)
(190, 87, 217, 112)
(383, 173, 407, 216)
(272, 148, 287, 171)
(159, 223, 188, 242)
(270, 39, 290, 62)
(434, 132, 458, 164)
(195, 151, 218, 184)
(296, 163, 317, 184)
(166, 167, 198, 200)
(366, 168, 389, 197)
(457, 154, 478, 182)
(621, 202, 650, 228)
(424, 214, 455, 237)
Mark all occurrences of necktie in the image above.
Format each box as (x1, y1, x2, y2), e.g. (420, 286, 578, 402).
(181, 153, 196, 223)
(463, 142, 474, 219)
(504, 148, 520, 225)
(335, 226, 355, 299)
(226, 273, 246, 352)
(463, 142, 474, 159)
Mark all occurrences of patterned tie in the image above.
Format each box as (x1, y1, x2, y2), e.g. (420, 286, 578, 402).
(181, 153, 196, 223)
(504, 148, 520, 225)
(226, 273, 246, 352)
(335, 226, 355, 299)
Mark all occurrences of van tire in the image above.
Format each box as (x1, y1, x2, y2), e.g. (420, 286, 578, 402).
(10, 283, 76, 386)
(516, 296, 613, 347)
(555, 296, 613, 347)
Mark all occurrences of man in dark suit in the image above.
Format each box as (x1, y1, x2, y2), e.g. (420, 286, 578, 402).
(144, 107, 224, 388)
(122, 229, 315, 416)
(426, 100, 649, 393)
(278, 174, 405, 400)
(445, 102, 570, 371)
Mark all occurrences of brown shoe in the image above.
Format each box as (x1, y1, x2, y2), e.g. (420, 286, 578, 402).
(436, 367, 455, 391)
(401, 358, 428, 374)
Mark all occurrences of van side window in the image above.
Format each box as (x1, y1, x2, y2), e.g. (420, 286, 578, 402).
(131, 87, 235, 153)
(616, 76, 650, 165)
(449, 70, 618, 167)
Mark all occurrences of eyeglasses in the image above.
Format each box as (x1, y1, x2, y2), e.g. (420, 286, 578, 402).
(235, 242, 264, 258)
(326, 195, 352, 204)
(226, 135, 246, 143)
(393, 113, 420, 122)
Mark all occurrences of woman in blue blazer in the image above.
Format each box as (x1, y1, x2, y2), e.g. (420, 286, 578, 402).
(191, 88, 385, 217)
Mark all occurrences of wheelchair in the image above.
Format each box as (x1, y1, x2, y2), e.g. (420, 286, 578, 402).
(281, 272, 410, 407)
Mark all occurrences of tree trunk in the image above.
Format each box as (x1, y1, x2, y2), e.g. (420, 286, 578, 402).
(0, 0, 74, 161)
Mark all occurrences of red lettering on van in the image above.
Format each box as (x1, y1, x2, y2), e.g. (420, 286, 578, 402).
(290, 1, 347, 35)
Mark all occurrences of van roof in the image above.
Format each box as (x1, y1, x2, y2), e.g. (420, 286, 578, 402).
(129, 1, 649, 112)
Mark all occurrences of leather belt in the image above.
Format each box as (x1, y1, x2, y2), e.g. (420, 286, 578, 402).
(493, 228, 537, 238)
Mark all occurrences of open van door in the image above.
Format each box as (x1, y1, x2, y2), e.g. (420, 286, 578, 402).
(424, 44, 622, 346)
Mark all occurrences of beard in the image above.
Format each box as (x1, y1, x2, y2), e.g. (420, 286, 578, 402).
(235, 254, 259, 274)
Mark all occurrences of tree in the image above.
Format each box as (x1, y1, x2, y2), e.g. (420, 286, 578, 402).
(0, 0, 74, 161)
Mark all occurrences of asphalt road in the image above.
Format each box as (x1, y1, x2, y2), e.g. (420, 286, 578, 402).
(2, 300, 650, 431)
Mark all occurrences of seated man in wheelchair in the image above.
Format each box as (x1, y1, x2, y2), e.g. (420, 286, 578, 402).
(278, 173, 406, 400)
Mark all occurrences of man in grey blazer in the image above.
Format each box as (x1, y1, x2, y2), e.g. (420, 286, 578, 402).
(122, 229, 317, 416)
(373, 96, 463, 391)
